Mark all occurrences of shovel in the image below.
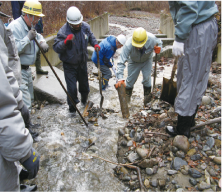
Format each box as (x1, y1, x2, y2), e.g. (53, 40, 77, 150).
(96, 48, 104, 109)
(160, 57, 178, 105)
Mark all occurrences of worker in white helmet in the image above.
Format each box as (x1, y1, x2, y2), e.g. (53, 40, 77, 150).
(91, 34, 126, 90)
(53, 6, 100, 113)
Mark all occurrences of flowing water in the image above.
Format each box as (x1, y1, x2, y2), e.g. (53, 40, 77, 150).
(26, 23, 174, 191)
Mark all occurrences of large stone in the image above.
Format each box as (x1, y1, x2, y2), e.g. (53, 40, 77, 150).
(173, 135, 190, 153)
(173, 157, 188, 170)
(136, 147, 149, 158)
(201, 96, 211, 105)
(197, 181, 211, 190)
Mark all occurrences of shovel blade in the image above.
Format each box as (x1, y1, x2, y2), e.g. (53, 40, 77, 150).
(160, 77, 177, 105)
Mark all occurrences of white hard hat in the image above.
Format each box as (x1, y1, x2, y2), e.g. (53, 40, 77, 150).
(117, 34, 126, 45)
(66, 6, 83, 25)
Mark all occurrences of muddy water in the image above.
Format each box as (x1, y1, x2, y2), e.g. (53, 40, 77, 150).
(27, 23, 175, 191)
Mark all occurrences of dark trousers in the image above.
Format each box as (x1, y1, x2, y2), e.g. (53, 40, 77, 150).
(63, 63, 89, 108)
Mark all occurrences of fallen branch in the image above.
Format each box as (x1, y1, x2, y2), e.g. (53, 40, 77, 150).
(145, 132, 170, 137)
(91, 154, 145, 191)
(191, 117, 221, 131)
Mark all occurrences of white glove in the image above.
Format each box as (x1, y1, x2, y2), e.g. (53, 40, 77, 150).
(172, 41, 184, 57)
(40, 41, 49, 53)
(27, 28, 36, 40)
(112, 65, 116, 76)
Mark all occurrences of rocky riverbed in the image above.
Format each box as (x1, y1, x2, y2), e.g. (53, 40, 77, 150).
(28, 12, 221, 191)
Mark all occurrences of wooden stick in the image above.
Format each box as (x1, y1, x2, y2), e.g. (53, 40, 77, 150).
(145, 132, 170, 137)
(91, 154, 145, 191)
(191, 117, 221, 131)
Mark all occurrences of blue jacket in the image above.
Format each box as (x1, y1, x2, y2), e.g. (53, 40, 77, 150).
(169, 1, 218, 42)
(11, 1, 24, 20)
(91, 35, 117, 67)
(53, 21, 97, 66)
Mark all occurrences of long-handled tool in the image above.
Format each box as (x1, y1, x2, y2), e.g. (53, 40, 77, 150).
(160, 57, 178, 105)
(32, 34, 88, 127)
(96, 48, 104, 109)
(153, 43, 158, 89)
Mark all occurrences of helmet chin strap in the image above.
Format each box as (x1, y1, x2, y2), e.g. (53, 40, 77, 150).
(68, 23, 81, 32)
(27, 14, 35, 29)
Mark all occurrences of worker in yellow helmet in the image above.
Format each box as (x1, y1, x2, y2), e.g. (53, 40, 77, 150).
(8, 0, 49, 112)
(116, 27, 162, 106)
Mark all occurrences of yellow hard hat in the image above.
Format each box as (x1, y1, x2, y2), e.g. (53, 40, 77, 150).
(132, 27, 148, 48)
(22, 0, 45, 17)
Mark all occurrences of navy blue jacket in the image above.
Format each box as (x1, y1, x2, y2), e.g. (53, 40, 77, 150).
(91, 35, 117, 67)
(11, 1, 24, 19)
(11, 1, 43, 33)
(53, 21, 97, 66)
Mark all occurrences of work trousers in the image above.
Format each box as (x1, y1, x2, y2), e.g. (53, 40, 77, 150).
(175, 17, 218, 116)
(94, 63, 112, 80)
(126, 58, 152, 89)
(20, 68, 34, 112)
(63, 63, 90, 108)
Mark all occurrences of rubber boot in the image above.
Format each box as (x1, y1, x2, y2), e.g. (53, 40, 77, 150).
(176, 115, 193, 138)
(102, 78, 109, 90)
(19, 169, 29, 182)
(81, 94, 88, 106)
(20, 184, 37, 191)
(69, 105, 76, 115)
(144, 86, 152, 106)
(35, 51, 48, 75)
(191, 105, 199, 127)
(125, 88, 133, 104)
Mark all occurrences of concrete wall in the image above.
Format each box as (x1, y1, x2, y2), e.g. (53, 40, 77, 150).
(39, 12, 109, 67)
(159, 13, 175, 38)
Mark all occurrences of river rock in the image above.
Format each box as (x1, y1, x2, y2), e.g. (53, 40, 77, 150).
(206, 137, 215, 149)
(200, 163, 207, 170)
(146, 168, 153, 175)
(189, 178, 197, 186)
(129, 129, 135, 138)
(120, 167, 129, 175)
(144, 179, 150, 188)
(136, 147, 149, 158)
(203, 145, 211, 151)
(118, 129, 125, 136)
(213, 157, 221, 164)
(127, 152, 140, 163)
(159, 179, 166, 188)
(208, 168, 217, 177)
(173, 135, 190, 153)
(176, 151, 185, 158)
(134, 132, 143, 142)
(214, 139, 221, 148)
(188, 168, 202, 178)
(127, 140, 133, 147)
(150, 178, 158, 187)
(197, 181, 211, 190)
(138, 158, 158, 168)
(187, 148, 196, 156)
(176, 188, 185, 192)
(159, 113, 167, 119)
(191, 154, 202, 161)
(202, 96, 211, 105)
(167, 170, 178, 175)
(173, 157, 188, 170)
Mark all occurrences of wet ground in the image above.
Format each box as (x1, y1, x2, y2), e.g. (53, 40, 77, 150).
(26, 12, 221, 191)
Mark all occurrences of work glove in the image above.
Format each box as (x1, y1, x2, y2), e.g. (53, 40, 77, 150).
(94, 44, 100, 51)
(40, 41, 49, 53)
(20, 147, 40, 179)
(64, 34, 74, 49)
(154, 45, 161, 54)
(172, 41, 184, 57)
(27, 28, 37, 40)
(115, 79, 126, 89)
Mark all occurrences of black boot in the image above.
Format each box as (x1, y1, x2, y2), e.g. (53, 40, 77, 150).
(176, 115, 193, 138)
(125, 88, 133, 104)
(28, 128, 39, 139)
(144, 86, 152, 106)
(19, 169, 29, 182)
(191, 105, 199, 127)
(69, 106, 76, 114)
(81, 94, 88, 106)
(20, 184, 37, 192)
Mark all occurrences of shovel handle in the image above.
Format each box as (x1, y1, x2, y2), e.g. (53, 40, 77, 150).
(170, 57, 178, 81)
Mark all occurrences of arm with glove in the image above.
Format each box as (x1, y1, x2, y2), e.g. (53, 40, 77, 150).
(153, 37, 163, 54)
